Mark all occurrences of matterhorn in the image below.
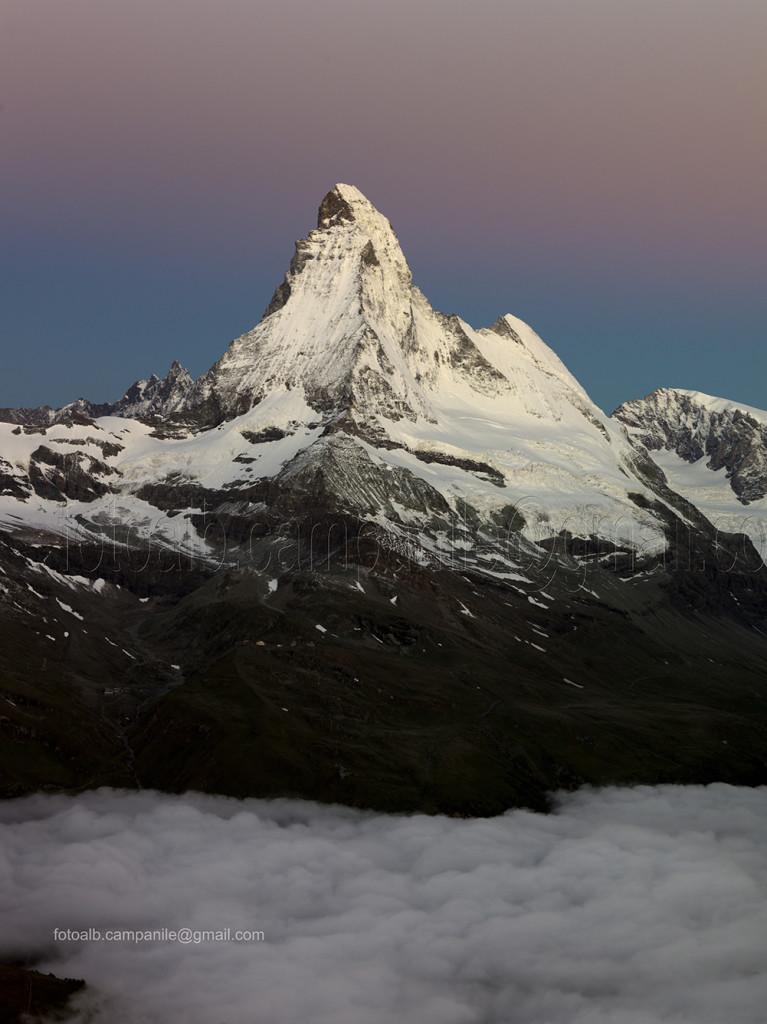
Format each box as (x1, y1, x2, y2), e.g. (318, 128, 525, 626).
(0, 184, 765, 813)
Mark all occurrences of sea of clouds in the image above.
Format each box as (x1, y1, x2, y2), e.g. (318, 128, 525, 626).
(1, 784, 766, 1023)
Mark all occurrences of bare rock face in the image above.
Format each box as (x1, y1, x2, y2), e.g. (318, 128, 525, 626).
(614, 388, 767, 504)
(28, 445, 117, 502)
(113, 360, 196, 418)
(317, 186, 357, 228)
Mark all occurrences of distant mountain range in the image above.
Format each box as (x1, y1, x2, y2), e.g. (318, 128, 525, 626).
(1, 184, 765, 814)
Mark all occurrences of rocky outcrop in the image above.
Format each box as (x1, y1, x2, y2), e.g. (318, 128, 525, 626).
(0, 361, 195, 428)
(614, 389, 767, 504)
(28, 445, 117, 502)
(0, 963, 85, 1023)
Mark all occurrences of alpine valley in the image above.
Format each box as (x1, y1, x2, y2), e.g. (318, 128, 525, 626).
(2, 185, 766, 815)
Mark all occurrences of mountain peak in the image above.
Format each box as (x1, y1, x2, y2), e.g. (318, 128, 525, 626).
(613, 387, 767, 505)
(162, 184, 612, 430)
(317, 184, 357, 229)
(317, 183, 383, 230)
(314, 184, 407, 274)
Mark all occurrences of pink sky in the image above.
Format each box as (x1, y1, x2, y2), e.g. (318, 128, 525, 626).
(1, 0, 765, 411)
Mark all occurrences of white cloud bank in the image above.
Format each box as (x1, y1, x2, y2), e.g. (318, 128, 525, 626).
(1, 784, 766, 1024)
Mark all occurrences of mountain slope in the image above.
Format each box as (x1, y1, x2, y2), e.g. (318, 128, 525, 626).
(613, 388, 767, 559)
(1, 185, 766, 813)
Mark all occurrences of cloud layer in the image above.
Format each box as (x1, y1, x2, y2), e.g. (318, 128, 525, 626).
(1, 784, 766, 1023)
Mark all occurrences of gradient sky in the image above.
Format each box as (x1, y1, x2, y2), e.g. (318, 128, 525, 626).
(1, 0, 765, 414)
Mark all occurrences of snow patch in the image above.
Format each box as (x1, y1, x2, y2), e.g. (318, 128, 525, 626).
(55, 599, 84, 621)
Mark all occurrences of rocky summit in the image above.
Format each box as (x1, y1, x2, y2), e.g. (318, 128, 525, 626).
(1, 185, 766, 815)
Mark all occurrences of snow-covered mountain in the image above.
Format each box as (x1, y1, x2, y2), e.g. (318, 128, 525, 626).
(613, 388, 767, 559)
(0, 360, 196, 426)
(2, 183, 731, 579)
(2, 184, 767, 813)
